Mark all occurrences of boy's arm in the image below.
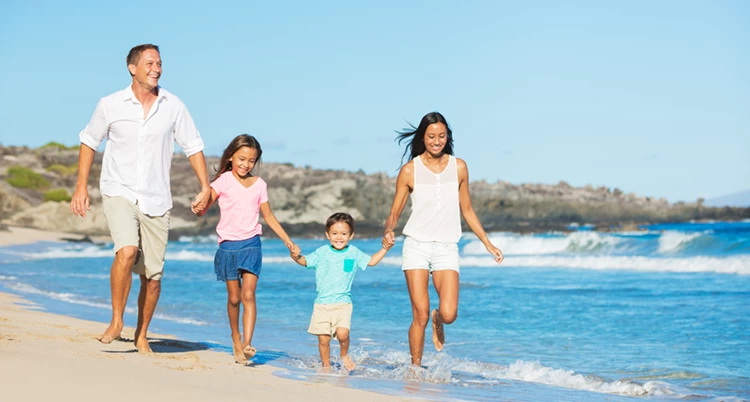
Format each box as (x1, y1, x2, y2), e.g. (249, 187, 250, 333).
(367, 247, 390, 266)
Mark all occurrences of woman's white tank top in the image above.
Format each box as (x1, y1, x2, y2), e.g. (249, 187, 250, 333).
(402, 155, 462, 243)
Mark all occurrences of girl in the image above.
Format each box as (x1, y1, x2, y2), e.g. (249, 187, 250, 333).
(194, 134, 297, 364)
(381, 112, 504, 367)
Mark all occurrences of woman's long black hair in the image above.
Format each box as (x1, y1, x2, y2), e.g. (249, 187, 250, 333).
(395, 111, 454, 166)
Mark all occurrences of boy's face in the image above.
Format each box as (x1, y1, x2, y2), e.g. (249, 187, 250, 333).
(326, 221, 354, 250)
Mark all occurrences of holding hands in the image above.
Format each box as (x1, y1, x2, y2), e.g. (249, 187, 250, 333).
(191, 187, 212, 215)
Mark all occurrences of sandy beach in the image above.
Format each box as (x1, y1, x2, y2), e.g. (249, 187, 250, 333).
(0, 227, 417, 402)
(0, 291, 417, 402)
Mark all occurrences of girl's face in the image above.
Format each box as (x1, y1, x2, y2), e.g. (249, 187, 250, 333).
(230, 146, 258, 177)
(325, 221, 354, 250)
(423, 123, 448, 157)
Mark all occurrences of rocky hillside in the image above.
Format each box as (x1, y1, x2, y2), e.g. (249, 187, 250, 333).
(1, 144, 748, 239)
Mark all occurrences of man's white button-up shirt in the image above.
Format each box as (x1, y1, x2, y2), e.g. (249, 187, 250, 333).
(79, 85, 205, 216)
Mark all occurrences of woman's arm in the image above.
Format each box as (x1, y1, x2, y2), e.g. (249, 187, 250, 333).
(194, 188, 218, 216)
(260, 201, 296, 250)
(457, 158, 504, 264)
(382, 161, 414, 248)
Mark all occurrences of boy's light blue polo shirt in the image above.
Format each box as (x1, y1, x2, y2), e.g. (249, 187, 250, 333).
(306, 245, 370, 304)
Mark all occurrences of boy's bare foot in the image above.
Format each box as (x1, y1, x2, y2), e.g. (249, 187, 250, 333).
(431, 309, 445, 352)
(242, 345, 256, 359)
(134, 337, 152, 354)
(320, 365, 331, 374)
(341, 355, 357, 371)
(96, 322, 123, 344)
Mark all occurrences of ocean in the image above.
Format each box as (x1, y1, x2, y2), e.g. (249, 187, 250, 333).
(1, 221, 748, 401)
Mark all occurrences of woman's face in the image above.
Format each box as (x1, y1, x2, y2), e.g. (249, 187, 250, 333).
(423, 123, 448, 156)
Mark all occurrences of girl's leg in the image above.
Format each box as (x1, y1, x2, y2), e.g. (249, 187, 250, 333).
(318, 334, 332, 368)
(335, 327, 357, 370)
(404, 269, 431, 366)
(240, 271, 259, 358)
(431, 270, 459, 352)
(225, 280, 244, 362)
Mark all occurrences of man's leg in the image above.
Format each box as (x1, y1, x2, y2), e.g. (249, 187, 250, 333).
(134, 275, 161, 352)
(133, 210, 169, 353)
(98, 246, 137, 343)
(99, 196, 140, 344)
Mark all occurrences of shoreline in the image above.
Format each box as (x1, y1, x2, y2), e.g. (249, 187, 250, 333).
(0, 225, 110, 247)
(0, 291, 416, 402)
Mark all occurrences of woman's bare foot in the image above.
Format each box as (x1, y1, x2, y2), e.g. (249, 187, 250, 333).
(242, 345, 256, 359)
(341, 355, 357, 371)
(96, 322, 123, 344)
(431, 309, 445, 352)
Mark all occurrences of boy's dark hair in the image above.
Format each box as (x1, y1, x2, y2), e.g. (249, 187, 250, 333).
(325, 212, 355, 233)
(126, 44, 160, 71)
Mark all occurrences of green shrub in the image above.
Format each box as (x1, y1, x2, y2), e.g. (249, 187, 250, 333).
(43, 188, 72, 202)
(40, 141, 79, 150)
(46, 163, 78, 176)
(6, 166, 51, 190)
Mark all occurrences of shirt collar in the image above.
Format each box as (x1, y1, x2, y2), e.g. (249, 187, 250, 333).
(122, 84, 167, 103)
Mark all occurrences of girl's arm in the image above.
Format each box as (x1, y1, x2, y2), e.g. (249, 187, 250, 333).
(194, 188, 218, 216)
(382, 161, 414, 248)
(260, 201, 297, 250)
(457, 158, 504, 264)
(367, 247, 390, 266)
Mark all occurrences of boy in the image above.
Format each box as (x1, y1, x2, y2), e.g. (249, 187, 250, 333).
(290, 212, 391, 371)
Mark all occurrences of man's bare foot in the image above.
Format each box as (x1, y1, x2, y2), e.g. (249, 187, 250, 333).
(134, 337, 152, 354)
(242, 345, 256, 359)
(431, 309, 445, 352)
(96, 322, 123, 344)
(341, 355, 357, 371)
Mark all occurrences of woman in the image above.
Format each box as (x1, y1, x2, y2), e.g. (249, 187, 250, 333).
(382, 111, 504, 367)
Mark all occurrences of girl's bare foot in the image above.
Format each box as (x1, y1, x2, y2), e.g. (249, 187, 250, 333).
(341, 355, 357, 371)
(243, 345, 256, 359)
(233, 343, 247, 364)
(431, 309, 445, 352)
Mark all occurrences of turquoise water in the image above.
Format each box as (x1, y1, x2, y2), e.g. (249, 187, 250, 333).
(1, 221, 748, 401)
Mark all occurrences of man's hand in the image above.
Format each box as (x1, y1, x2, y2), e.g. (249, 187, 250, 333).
(191, 188, 211, 214)
(70, 187, 90, 218)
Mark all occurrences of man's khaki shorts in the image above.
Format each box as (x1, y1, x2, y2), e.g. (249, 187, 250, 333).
(102, 195, 170, 281)
(307, 303, 352, 339)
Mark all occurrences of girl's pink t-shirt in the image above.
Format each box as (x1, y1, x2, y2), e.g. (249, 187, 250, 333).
(210, 171, 269, 243)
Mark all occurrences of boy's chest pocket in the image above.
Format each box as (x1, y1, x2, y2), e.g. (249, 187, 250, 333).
(343, 259, 355, 273)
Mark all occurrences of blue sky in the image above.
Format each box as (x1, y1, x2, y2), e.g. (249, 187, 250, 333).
(1, 1, 748, 202)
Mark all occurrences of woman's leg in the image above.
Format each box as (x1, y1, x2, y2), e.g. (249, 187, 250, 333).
(431, 269, 459, 351)
(404, 269, 431, 366)
(225, 280, 244, 362)
(240, 271, 259, 357)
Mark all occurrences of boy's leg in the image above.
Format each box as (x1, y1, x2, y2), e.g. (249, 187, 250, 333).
(225, 280, 244, 362)
(404, 270, 431, 366)
(431, 270, 459, 352)
(318, 335, 332, 368)
(240, 272, 259, 358)
(335, 327, 357, 371)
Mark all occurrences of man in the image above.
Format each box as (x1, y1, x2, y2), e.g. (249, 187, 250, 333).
(70, 44, 210, 353)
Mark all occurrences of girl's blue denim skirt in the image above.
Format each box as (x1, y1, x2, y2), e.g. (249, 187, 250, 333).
(214, 235, 262, 281)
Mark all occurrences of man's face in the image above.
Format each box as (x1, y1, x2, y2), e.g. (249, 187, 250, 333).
(129, 49, 162, 90)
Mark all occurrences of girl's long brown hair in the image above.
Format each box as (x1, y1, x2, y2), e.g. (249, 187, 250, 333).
(212, 134, 263, 181)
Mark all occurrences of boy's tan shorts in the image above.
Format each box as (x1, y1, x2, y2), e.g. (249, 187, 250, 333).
(102, 195, 170, 281)
(307, 303, 352, 339)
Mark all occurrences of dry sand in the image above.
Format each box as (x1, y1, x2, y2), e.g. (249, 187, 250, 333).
(0, 292, 418, 402)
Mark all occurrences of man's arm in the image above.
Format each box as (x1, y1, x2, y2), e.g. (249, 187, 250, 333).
(70, 144, 96, 218)
(187, 151, 211, 213)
